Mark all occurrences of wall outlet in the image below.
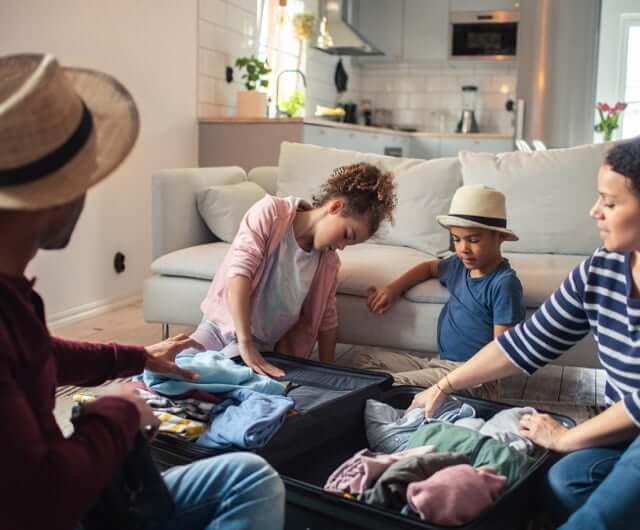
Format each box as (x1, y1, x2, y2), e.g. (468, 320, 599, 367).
(113, 252, 126, 274)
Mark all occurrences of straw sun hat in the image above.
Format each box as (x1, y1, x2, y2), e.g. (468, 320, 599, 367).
(0, 53, 139, 210)
(436, 184, 518, 241)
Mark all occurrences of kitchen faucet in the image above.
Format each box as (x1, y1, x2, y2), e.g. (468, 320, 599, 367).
(275, 69, 307, 117)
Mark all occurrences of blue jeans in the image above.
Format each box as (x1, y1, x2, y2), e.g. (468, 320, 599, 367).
(157, 452, 285, 530)
(545, 435, 640, 530)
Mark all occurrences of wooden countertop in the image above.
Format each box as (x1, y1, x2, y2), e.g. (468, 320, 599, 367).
(199, 117, 513, 140)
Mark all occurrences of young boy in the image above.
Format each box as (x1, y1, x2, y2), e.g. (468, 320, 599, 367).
(354, 184, 526, 400)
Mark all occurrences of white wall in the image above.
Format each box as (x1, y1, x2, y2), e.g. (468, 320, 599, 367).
(1, 1, 199, 323)
(197, 0, 360, 119)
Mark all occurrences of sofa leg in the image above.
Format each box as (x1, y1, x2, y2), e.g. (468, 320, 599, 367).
(161, 323, 170, 340)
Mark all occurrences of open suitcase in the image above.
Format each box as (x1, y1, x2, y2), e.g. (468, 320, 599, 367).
(150, 352, 393, 470)
(149, 355, 575, 530)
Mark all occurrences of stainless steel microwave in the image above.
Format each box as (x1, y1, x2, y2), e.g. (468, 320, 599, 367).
(450, 11, 519, 60)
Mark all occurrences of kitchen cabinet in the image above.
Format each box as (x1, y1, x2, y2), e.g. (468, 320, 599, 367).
(410, 137, 442, 159)
(303, 124, 412, 156)
(403, 0, 449, 64)
(357, 0, 449, 64)
(449, 0, 519, 11)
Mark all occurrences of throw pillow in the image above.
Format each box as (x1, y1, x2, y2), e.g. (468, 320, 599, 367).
(459, 142, 611, 255)
(277, 142, 462, 256)
(196, 181, 266, 242)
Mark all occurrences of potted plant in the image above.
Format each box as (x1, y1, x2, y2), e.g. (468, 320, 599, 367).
(279, 89, 306, 117)
(235, 56, 271, 118)
(594, 101, 627, 142)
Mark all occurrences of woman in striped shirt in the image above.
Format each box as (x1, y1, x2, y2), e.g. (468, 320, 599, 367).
(409, 137, 640, 530)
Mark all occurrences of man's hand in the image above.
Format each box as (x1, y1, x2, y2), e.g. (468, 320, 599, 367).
(239, 340, 285, 377)
(145, 334, 203, 380)
(407, 384, 448, 417)
(367, 285, 399, 314)
(103, 383, 160, 432)
(520, 413, 570, 452)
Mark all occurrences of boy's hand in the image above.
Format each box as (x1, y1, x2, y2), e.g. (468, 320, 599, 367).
(239, 340, 285, 377)
(367, 285, 398, 314)
(103, 383, 160, 432)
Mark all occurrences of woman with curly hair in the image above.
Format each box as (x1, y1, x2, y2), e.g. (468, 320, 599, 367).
(193, 162, 397, 376)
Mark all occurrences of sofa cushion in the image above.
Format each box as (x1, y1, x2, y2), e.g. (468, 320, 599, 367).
(460, 143, 610, 255)
(196, 181, 266, 243)
(277, 142, 461, 257)
(151, 242, 231, 280)
(337, 243, 441, 298)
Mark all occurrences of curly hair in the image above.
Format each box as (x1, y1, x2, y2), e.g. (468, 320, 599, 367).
(606, 136, 640, 195)
(312, 162, 397, 235)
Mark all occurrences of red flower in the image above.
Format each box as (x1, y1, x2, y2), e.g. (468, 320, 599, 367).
(597, 102, 612, 112)
(613, 102, 628, 112)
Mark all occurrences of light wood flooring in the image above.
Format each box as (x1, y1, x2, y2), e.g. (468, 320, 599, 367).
(54, 301, 607, 425)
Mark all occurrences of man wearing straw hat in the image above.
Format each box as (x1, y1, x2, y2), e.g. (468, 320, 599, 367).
(0, 54, 284, 530)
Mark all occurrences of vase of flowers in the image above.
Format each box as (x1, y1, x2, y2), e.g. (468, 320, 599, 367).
(594, 101, 627, 142)
(235, 56, 271, 118)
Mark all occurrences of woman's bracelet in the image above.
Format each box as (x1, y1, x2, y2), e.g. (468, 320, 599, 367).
(435, 381, 450, 395)
(445, 374, 457, 393)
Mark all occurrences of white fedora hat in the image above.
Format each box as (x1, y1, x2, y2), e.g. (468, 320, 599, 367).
(0, 53, 139, 210)
(436, 184, 518, 241)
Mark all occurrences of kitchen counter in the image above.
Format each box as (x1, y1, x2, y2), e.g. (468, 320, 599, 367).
(198, 117, 513, 140)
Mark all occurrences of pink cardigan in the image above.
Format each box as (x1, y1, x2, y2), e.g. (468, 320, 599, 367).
(200, 195, 340, 358)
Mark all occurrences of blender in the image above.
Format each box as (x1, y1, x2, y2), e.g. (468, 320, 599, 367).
(456, 85, 479, 134)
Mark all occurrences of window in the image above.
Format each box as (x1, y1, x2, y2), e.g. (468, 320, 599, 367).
(619, 15, 640, 139)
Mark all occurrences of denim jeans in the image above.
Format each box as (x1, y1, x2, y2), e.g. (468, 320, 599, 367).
(545, 434, 640, 530)
(157, 452, 285, 530)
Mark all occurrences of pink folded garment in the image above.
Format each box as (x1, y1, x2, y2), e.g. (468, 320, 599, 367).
(406, 465, 507, 526)
(324, 445, 435, 494)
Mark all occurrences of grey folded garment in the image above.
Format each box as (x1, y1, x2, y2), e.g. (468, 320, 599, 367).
(429, 395, 476, 423)
(453, 406, 537, 455)
(359, 452, 471, 509)
(479, 407, 537, 455)
(364, 399, 425, 454)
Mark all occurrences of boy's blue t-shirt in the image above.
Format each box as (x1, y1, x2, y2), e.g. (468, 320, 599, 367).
(437, 255, 526, 362)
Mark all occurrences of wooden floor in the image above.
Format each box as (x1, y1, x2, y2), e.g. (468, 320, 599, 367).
(55, 301, 607, 425)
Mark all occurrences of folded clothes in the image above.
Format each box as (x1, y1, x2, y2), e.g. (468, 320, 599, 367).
(364, 399, 425, 454)
(428, 396, 476, 423)
(197, 388, 294, 449)
(324, 446, 435, 495)
(407, 422, 534, 485)
(359, 452, 470, 509)
(154, 411, 208, 439)
(135, 388, 217, 422)
(479, 407, 537, 455)
(407, 465, 507, 525)
(142, 350, 286, 396)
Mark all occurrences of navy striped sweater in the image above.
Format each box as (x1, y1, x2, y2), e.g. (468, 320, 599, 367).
(496, 248, 640, 426)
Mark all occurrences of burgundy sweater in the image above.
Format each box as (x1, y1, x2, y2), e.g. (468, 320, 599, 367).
(0, 275, 147, 530)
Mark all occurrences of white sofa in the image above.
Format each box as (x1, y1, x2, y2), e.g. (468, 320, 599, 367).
(144, 142, 612, 369)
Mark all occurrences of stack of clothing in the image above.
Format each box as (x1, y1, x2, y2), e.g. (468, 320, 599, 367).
(324, 398, 538, 525)
(134, 350, 294, 448)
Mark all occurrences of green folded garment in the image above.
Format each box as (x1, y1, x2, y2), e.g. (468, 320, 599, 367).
(407, 422, 534, 485)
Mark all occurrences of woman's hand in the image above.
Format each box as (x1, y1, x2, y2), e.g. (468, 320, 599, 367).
(407, 384, 448, 417)
(367, 285, 399, 314)
(239, 340, 285, 377)
(145, 334, 203, 380)
(519, 413, 570, 452)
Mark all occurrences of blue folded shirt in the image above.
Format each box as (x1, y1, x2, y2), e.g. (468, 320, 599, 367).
(141, 350, 285, 396)
(198, 388, 294, 449)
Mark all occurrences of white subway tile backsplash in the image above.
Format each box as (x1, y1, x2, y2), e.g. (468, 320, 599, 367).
(226, 2, 256, 36)
(199, 0, 226, 25)
(199, 48, 228, 78)
(199, 76, 217, 104)
(393, 77, 425, 93)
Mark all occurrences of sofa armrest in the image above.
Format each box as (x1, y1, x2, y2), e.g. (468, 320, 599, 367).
(152, 167, 246, 259)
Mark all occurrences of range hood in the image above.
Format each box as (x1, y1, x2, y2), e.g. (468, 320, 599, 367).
(313, 0, 383, 57)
